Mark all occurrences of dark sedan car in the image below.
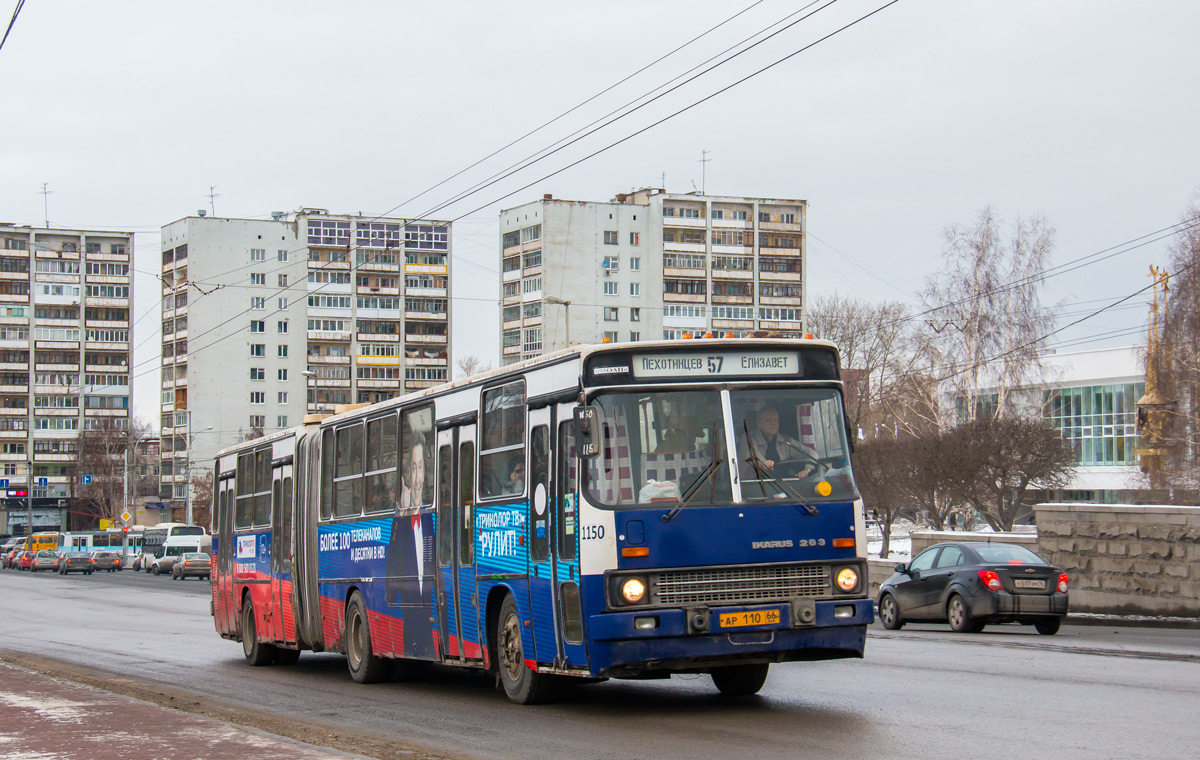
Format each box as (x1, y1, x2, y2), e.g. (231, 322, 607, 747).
(59, 553, 96, 575)
(91, 551, 123, 572)
(877, 542, 1068, 635)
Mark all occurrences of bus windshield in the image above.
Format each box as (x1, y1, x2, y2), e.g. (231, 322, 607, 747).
(583, 386, 857, 508)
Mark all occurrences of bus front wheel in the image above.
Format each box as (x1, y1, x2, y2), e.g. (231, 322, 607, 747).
(346, 591, 389, 684)
(241, 599, 275, 666)
(711, 663, 770, 697)
(495, 594, 555, 704)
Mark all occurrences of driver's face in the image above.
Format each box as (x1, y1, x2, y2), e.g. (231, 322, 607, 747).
(758, 410, 779, 436)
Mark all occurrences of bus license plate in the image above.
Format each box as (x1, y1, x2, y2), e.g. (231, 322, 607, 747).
(719, 609, 781, 629)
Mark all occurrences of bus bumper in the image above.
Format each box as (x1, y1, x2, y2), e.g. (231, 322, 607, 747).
(585, 598, 873, 677)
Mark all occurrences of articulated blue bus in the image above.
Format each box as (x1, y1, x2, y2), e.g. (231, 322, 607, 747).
(212, 338, 871, 703)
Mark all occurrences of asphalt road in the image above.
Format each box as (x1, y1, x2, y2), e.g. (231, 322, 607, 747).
(2, 567, 1198, 760)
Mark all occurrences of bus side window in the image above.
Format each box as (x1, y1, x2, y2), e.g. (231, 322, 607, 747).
(235, 453, 253, 529)
(320, 428, 334, 520)
(530, 425, 549, 562)
(458, 440, 474, 566)
(436, 444, 452, 567)
(254, 448, 271, 527)
(557, 421, 577, 562)
(281, 477, 293, 558)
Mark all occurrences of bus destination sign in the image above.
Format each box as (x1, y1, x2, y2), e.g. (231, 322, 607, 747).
(632, 351, 799, 379)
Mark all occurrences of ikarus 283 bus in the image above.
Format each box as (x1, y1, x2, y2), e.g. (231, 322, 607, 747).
(211, 338, 872, 703)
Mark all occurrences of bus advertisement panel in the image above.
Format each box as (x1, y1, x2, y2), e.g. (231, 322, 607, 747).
(211, 339, 871, 703)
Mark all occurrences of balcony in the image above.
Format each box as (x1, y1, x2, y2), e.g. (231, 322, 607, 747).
(307, 330, 352, 342)
(357, 379, 401, 390)
(404, 333, 446, 344)
(306, 354, 350, 364)
(356, 333, 399, 342)
(759, 269, 802, 282)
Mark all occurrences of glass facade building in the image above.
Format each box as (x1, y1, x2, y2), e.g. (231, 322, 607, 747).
(1044, 382, 1144, 467)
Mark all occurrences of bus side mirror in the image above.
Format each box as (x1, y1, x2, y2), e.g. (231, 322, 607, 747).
(574, 406, 601, 459)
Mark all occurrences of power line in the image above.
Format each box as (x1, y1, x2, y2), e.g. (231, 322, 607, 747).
(0, 0, 26, 54)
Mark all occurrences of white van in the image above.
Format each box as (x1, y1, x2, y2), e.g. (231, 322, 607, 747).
(148, 533, 212, 576)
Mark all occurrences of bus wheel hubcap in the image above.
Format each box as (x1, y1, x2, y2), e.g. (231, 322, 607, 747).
(501, 613, 523, 683)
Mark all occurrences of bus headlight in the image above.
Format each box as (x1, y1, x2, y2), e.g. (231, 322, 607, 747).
(835, 567, 859, 592)
(621, 577, 647, 604)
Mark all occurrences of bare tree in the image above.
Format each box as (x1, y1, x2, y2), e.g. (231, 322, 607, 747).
(74, 418, 153, 525)
(455, 354, 492, 379)
(189, 469, 214, 530)
(806, 295, 919, 437)
(944, 417, 1075, 530)
(850, 437, 906, 558)
(920, 207, 1057, 425)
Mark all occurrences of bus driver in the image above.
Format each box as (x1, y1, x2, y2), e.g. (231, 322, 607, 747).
(745, 406, 818, 477)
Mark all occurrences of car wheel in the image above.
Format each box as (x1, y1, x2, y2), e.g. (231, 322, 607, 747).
(711, 663, 771, 697)
(947, 594, 984, 633)
(878, 593, 904, 630)
(274, 648, 301, 665)
(1034, 618, 1062, 636)
(345, 591, 389, 684)
(494, 593, 556, 704)
(151, 565, 160, 575)
(241, 598, 275, 666)
(87, 570, 93, 575)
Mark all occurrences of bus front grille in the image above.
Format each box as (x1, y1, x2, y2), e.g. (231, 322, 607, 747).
(653, 564, 832, 606)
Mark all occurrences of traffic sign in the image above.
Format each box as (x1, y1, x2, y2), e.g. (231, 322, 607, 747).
(82, 474, 92, 484)
(120, 510, 132, 522)
(36, 477, 47, 487)
(0, 479, 7, 488)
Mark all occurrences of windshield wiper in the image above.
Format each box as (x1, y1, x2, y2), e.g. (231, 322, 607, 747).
(662, 424, 724, 522)
(742, 421, 818, 516)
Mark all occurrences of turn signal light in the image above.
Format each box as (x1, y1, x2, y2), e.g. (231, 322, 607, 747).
(621, 547, 649, 558)
(832, 538, 855, 548)
(978, 569, 1002, 592)
(1058, 573, 1069, 593)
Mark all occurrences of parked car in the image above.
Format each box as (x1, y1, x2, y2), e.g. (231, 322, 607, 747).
(30, 550, 62, 573)
(91, 551, 123, 572)
(171, 552, 211, 580)
(2, 548, 20, 569)
(17, 551, 35, 570)
(59, 553, 95, 575)
(877, 541, 1069, 635)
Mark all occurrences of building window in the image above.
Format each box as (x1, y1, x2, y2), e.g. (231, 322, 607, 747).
(278, 298, 288, 309)
(629, 232, 639, 246)
(250, 248, 266, 261)
(278, 345, 288, 358)
(522, 302, 541, 318)
(681, 208, 701, 219)
(630, 283, 640, 297)
(603, 281, 618, 296)
(502, 230, 520, 248)
(278, 274, 288, 287)
(277, 320, 288, 334)
(250, 344, 266, 357)
(522, 327, 542, 353)
(251, 297, 265, 310)
(630, 331, 640, 341)
(732, 210, 747, 221)
(630, 257, 640, 271)
(759, 212, 770, 222)
(278, 392, 288, 404)
(277, 415, 288, 427)
(523, 249, 541, 268)
(503, 255, 521, 273)
(781, 212, 796, 224)
(662, 207, 675, 217)
(250, 273, 265, 285)
(249, 415, 266, 428)
(521, 224, 542, 243)
(603, 331, 619, 342)
(603, 307, 619, 321)
(250, 320, 266, 333)
(277, 249, 289, 262)
(603, 230, 618, 245)
(602, 256, 619, 272)
(630, 308, 641, 322)
(502, 329, 520, 348)
(250, 392, 265, 404)
(523, 276, 542, 294)
(711, 209, 723, 220)
(278, 369, 288, 381)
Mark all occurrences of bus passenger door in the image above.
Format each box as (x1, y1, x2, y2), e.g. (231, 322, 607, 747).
(270, 463, 296, 644)
(215, 476, 235, 635)
(555, 413, 588, 668)
(434, 425, 482, 662)
(526, 408, 557, 664)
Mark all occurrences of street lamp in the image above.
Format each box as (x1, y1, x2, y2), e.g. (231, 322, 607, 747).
(184, 413, 213, 526)
(543, 296, 571, 348)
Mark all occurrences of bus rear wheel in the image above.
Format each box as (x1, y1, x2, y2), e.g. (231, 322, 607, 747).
(346, 591, 389, 684)
(241, 599, 275, 666)
(495, 594, 555, 704)
(711, 663, 770, 696)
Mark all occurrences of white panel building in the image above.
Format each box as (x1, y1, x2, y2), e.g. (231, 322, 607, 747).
(0, 224, 133, 534)
(499, 188, 806, 365)
(159, 210, 451, 517)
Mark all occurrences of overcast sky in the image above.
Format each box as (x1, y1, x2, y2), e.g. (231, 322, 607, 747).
(2, 0, 1197, 425)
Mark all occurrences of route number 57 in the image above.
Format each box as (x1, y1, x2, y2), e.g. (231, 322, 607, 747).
(707, 356, 723, 373)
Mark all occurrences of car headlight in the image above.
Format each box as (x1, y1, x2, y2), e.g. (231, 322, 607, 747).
(835, 567, 859, 592)
(621, 577, 647, 604)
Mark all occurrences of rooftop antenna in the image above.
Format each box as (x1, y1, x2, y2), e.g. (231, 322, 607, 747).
(207, 185, 220, 217)
(698, 149, 711, 195)
(660, 171, 666, 190)
(40, 182, 52, 228)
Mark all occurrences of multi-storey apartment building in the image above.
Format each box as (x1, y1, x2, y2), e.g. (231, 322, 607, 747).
(0, 224, 134, 534)
(159, 209, 451, 518)
(498, 188, 806, 365)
